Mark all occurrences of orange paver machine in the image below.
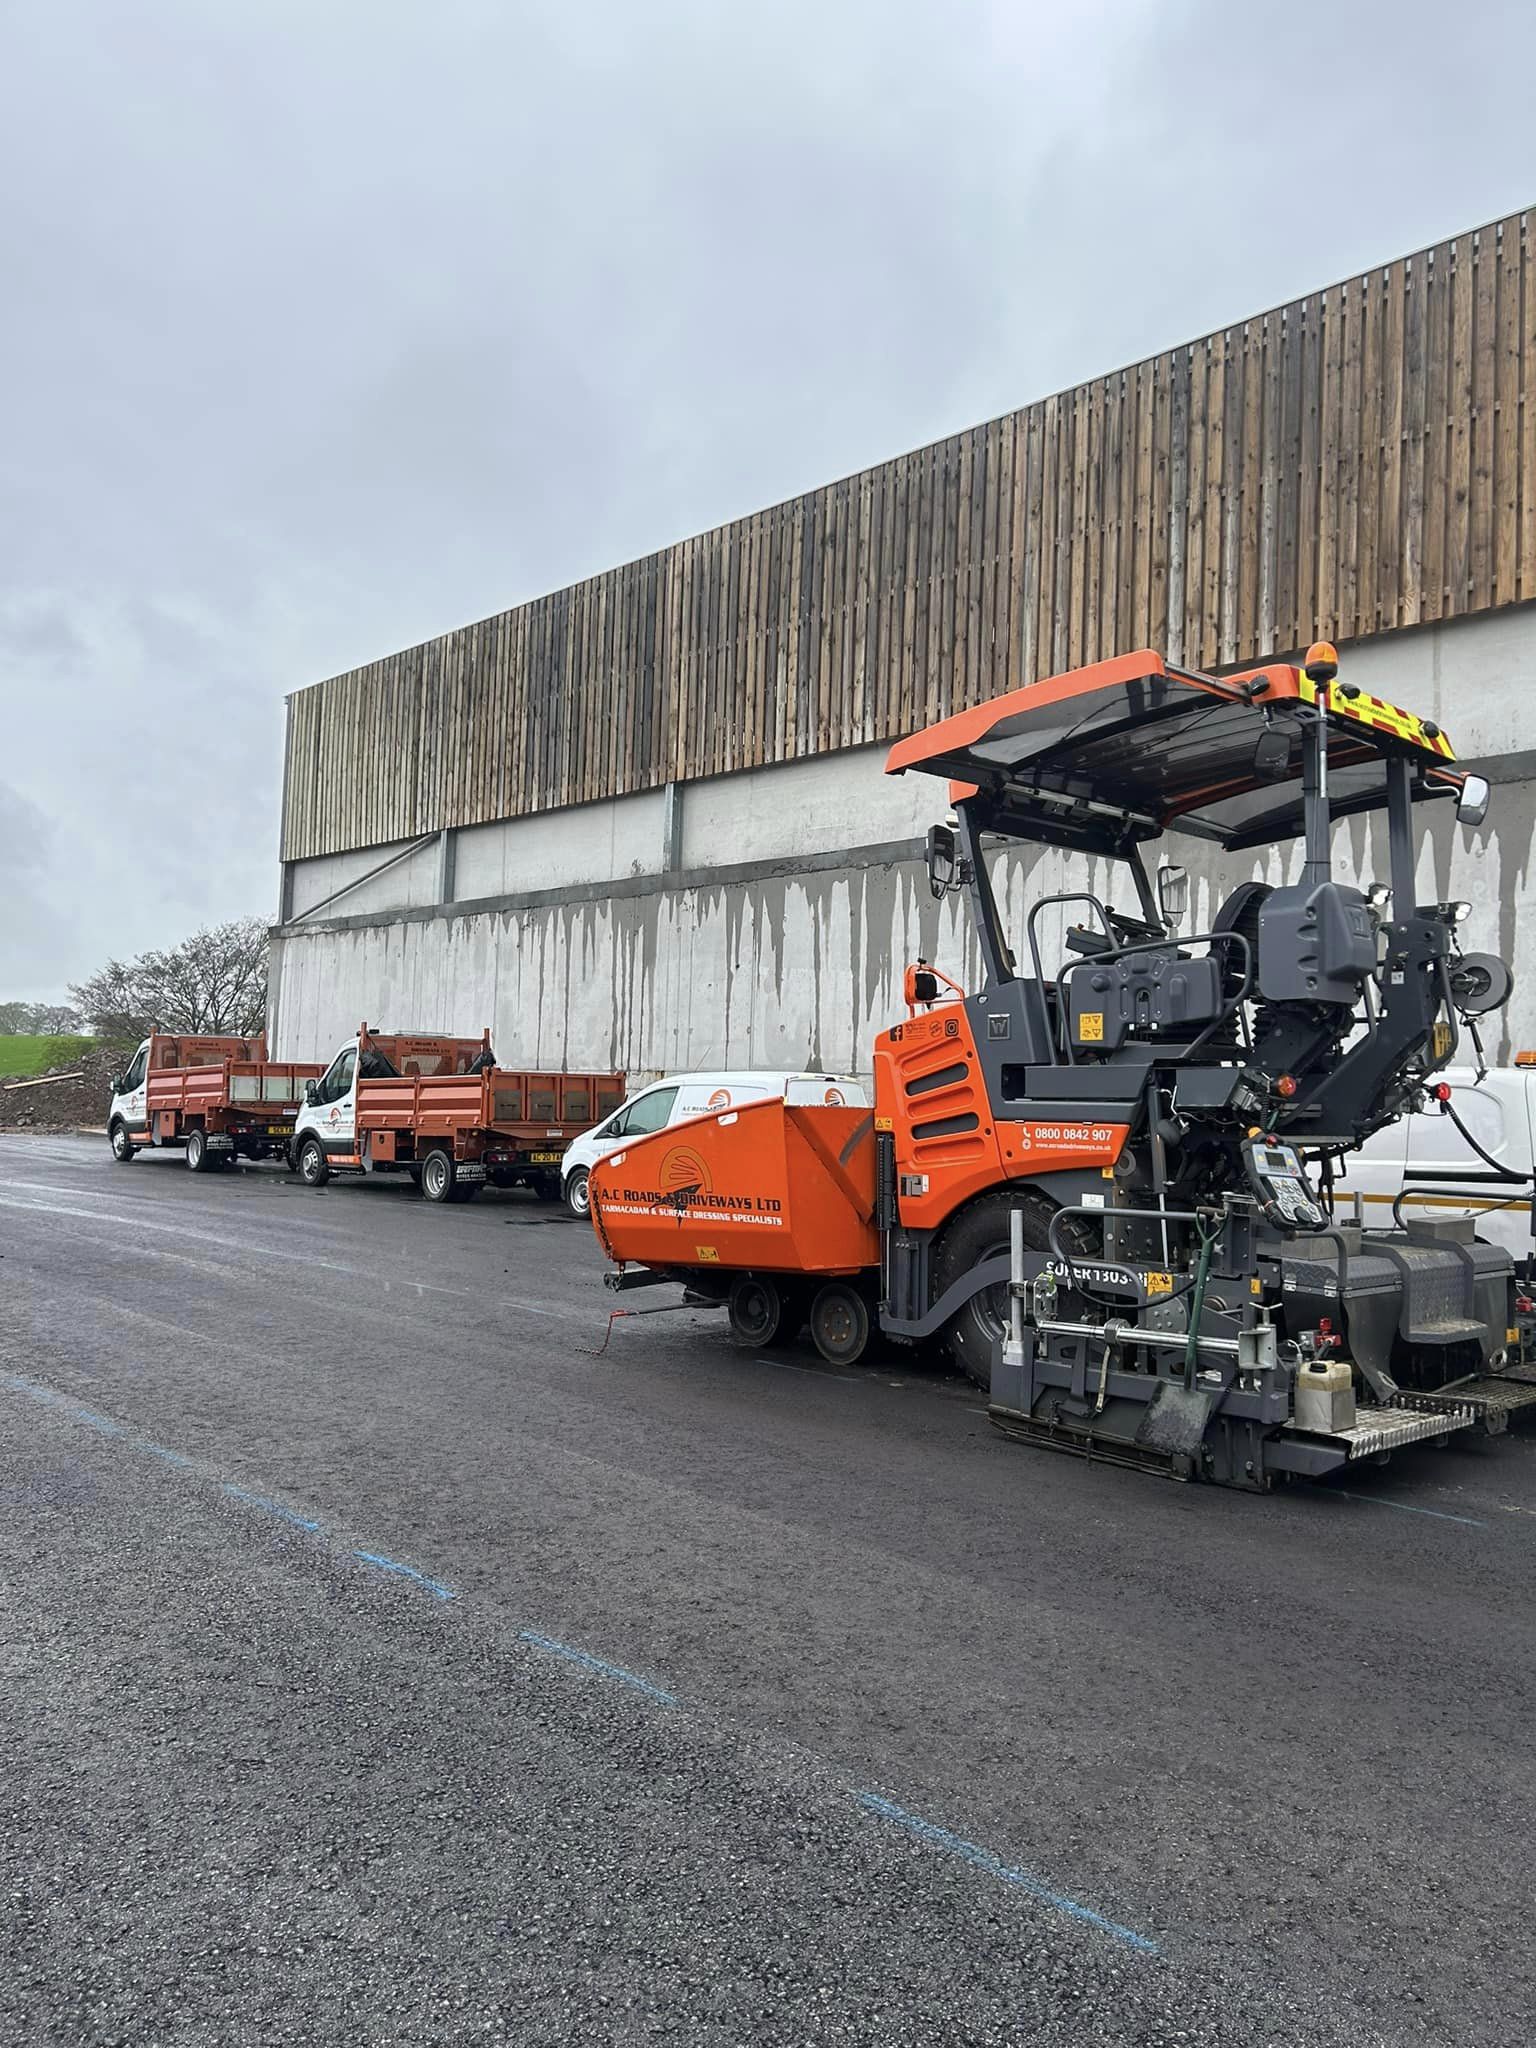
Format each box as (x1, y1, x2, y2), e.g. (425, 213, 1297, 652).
(593, 643, 1536, 1489)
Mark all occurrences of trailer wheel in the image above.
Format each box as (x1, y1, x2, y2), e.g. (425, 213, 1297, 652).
(420, 1148, 456, 1203)
(297, 1137, 330, 1188)
(564, 1168, 591, 1219)
(109, 1121, 137, 1163)
(809, 1282, 870, 1366)
(728, 1273, 790, 1349)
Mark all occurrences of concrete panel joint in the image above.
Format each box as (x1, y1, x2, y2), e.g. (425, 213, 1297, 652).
(662, 781, 684, 872)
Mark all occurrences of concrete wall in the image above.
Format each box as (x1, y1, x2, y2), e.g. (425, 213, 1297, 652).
(270, 606, 1536, 1079)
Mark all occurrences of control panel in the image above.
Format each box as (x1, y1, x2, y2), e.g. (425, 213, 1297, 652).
(1240, 1136, 1326, 1233)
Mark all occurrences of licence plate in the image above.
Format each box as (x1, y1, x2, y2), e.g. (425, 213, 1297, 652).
(530, 1151, 563, 1164)
(266, 1124, 294, 1136)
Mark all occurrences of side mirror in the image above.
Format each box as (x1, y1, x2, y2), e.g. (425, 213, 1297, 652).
(925, 822, 960, 900)
(1456, 773, 1490, 828)
(1252, 722, 1296, 780)
(1157, 864, 1190, 926)
(110, 1076, 125, 1095)
(304, 1080, 318, 1105)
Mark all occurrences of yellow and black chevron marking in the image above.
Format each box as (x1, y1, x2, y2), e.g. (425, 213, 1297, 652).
(1298, 673, 1456, 759)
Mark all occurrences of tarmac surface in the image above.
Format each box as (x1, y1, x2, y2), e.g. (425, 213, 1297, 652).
(2, 1133, 1533, 2046)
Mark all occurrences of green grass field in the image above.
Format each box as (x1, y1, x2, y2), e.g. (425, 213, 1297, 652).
(0, 1034, 96, 1080)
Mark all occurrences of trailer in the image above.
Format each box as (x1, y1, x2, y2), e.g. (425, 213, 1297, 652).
(591, 1088, 881, 1356)
(107, 1034, 323, 1170)
(289, 1024, 625, 1202)
(592, 641, 1536, 1491)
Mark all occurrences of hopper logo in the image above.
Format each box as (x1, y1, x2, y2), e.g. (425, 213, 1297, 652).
(619, 1138, 783, 1228)
(658, 1144, 712, 1197)
(705, 1087, 732, 1112)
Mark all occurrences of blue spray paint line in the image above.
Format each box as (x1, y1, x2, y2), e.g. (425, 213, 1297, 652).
(223, 1484, 321, 1532)
(1328, 1489, 1485, 1528)
(4, 1372, 121, 1436)
(855, 1792, 1161, 1955)
(352, 1549, 456, 1601)
(519, 1629, 677, 1705)
(141, 1443, 196, 1468)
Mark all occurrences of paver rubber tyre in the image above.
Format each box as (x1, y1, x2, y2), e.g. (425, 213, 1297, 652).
(931, 1191, 1090, 1390)
(565, 1168, 591, 1220)
(297, 1137, 330, 1188)
(185, 1127, 213, 1173)
(809, 1282, 871, 1366)
(420, 1149, 456, 1203)
(109, 1122, 136, 1163)
(728, 1273, 788, 1349)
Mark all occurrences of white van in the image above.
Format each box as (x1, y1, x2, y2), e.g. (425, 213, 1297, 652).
(1332, 1066, 1536, 1260)
(560, 1069, 868, 1218)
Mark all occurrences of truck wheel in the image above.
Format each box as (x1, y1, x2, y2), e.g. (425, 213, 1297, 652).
(809, 1282, 870, 1366)
(297, 1137, 330, 1187)
(565, 1168, 591, 1219)
(728, 1273, 788, 1349)
(420, 1148, 456, 1203)
(185, 1127, 213, 1173)
(448, 1180, 482, 1204)
(532, 1171, 562, 1203)
(109, 1121, 137, 1163)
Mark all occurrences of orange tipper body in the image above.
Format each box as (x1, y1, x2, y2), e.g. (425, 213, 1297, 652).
(590, 1096, 879, 1277)
(144, 1032, 324, 1134)
(352, 1024, 624, 1154)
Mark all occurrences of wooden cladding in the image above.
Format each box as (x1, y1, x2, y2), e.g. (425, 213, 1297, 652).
(283, 208, 1536, 863)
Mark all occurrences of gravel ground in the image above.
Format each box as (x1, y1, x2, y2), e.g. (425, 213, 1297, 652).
(2, 1134, 1534, 2045)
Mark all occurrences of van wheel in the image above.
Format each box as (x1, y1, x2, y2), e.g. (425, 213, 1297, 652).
(297, 1137, 330, 1187)
(565, 1168, 591, 1219)
(185, 1127, 213, 1173)
(809, 1282, 870, 1366)
(421, 1149, 456, 1203)
(109, 1121, 136, 1163)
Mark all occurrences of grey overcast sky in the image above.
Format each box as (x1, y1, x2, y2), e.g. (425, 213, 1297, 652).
(2, 0, 1532, 1002)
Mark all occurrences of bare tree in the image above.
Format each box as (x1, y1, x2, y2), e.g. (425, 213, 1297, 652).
(70, 919, 269, 1039)
(0, 1001, 86, 1034)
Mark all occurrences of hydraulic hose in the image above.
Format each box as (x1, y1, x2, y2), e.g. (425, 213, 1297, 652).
(1181, 1219, 1219, 1388)
(1439, 1095, 1531, 1182)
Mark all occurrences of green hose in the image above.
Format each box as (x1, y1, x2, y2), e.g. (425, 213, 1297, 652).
(1182, 1221, 1218, 1387)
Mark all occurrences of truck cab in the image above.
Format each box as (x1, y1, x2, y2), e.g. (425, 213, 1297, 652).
(107, 1040, 152, 1159)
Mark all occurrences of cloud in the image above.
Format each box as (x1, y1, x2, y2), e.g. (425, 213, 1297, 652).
(0, 0, 1532, 1001)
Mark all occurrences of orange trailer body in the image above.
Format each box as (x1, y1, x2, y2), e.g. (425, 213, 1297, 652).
(589, 1097, 879, 1277)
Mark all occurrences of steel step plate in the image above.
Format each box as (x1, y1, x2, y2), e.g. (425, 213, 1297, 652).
(1288, 1403, 1477, 1459)
(1401, 1375, 1536, 1435)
